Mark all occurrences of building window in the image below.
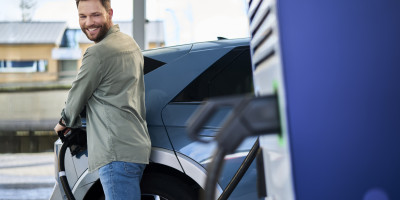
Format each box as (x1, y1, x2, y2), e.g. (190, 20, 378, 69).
(58, 60, 78, 79)
(60, 29, 81, 48)
(0, 60, 48, 73)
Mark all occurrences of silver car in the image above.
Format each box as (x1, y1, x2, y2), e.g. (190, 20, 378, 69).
(50, 38, 261, 200)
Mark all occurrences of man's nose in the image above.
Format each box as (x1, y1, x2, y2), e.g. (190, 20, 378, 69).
(85, 16, 94, 27)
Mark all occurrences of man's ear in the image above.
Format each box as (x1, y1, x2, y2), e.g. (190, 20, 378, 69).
(108, 8, 113, 19)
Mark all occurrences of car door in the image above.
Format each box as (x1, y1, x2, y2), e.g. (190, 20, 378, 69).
(162, 46, 263, 199)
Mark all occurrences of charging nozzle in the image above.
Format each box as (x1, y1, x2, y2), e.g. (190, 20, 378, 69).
(186, 94, 281, 153)
(186, 94, 281, 200)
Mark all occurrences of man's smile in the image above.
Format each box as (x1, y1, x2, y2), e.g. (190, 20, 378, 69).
(87, 27, 100, 35)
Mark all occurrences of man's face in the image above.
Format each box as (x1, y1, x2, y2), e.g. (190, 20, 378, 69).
(78, 0, 113, 43)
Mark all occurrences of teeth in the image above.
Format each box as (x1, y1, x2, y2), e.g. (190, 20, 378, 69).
(88, 28, 97, 31)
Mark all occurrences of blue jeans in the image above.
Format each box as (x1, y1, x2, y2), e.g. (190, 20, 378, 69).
(98, 161, 146, 200)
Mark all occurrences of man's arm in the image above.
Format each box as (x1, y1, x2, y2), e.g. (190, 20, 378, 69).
(59, 48, 103, 128)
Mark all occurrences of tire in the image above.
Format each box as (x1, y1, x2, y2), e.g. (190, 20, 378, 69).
(140, 172, 200, 200)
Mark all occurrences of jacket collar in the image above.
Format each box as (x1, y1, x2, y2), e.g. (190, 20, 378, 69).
(104, 24, 120, 38)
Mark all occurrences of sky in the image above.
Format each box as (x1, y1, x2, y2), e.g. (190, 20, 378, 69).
(0, 0, 250, 46)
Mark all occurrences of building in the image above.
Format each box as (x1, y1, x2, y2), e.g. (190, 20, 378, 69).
(0, 21, 165, 84)
(0, 22, 67, 83)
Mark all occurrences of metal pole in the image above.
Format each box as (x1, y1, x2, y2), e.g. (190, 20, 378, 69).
(133, 0, 146, 50)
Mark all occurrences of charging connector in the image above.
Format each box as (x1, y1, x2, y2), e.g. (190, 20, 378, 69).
(186, 94, 281, 200)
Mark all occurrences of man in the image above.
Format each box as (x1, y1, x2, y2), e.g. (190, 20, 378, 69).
(54, 0, 151, 199)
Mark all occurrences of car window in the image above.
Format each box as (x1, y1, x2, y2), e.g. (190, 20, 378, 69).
(173, 46, 253, 102)
(144, 56, 165, 74)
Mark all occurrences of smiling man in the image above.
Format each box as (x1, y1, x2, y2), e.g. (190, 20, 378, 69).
(78, 0, 112, 42)
(54, 0, 151, 199)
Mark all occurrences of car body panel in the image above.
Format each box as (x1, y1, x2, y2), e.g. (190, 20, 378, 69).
(71, 169, 98, 200)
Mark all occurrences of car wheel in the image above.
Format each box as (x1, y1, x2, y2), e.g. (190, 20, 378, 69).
(141, 172, 200, 200)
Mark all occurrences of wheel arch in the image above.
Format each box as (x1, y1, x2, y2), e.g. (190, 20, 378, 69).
(83, 162, 203, 200)
(82, 147, 208, 199)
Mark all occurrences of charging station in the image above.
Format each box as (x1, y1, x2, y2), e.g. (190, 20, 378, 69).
(248, 0, 400, 199)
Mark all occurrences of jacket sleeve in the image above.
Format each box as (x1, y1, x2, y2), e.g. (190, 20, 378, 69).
(61, 48, 103, 128)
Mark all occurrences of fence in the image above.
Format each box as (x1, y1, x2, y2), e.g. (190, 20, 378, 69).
(0, 120, 58, 153)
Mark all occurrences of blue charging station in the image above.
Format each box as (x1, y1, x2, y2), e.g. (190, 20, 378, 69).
(250, 0, 400, 199)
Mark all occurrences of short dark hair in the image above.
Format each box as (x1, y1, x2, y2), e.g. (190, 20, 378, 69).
(75, 0, 111, 10)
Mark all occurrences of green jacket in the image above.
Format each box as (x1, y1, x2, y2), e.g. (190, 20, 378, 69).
(61, 25, 151, 172)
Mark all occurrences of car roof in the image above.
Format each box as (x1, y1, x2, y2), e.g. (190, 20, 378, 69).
(191, 38, 250, 52)
(143, 38, 250, 63)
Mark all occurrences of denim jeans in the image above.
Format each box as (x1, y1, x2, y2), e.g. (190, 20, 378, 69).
(98, 161, 146, 200)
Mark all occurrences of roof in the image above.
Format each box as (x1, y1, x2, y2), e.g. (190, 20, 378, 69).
(0, 21, 164, 45)
(0, 21, 67, 45)
(79, 21, 165, 44)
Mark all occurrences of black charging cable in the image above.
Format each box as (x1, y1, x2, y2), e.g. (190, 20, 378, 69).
(57, 126, 87, 200)
(57, 129, 76, 200)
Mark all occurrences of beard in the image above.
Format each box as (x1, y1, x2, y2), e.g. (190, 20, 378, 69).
(81, 20, 112, 43)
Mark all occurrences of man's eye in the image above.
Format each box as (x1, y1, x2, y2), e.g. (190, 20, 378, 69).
(80, 16, 86, 19)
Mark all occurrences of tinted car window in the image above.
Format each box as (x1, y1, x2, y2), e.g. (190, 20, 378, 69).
(173, 46, 253, 102)
(144, 56, 165, 74)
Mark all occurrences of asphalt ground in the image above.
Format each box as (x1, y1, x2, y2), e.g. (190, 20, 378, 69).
(0, 153, 55, 200)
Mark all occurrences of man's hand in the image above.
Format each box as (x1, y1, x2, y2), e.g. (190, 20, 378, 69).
(54, 123, 70, 135)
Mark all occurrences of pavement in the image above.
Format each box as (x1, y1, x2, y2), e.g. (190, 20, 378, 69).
(0, 153, 55, 200)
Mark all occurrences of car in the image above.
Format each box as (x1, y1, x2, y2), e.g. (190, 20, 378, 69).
(50, 38, 261, 200)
